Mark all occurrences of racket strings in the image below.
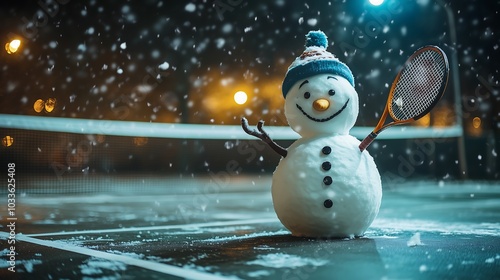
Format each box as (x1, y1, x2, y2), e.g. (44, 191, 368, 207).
(390, 50, 447, 121)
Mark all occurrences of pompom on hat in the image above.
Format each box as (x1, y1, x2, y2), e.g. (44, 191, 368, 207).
(281, 30, 355, 98)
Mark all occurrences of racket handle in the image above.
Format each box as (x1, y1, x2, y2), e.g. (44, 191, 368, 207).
(359, 132, 379, 152)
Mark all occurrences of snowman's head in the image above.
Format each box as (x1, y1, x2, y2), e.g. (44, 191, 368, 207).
(284, 74, 359, 137)
(281, 30, 358, 137)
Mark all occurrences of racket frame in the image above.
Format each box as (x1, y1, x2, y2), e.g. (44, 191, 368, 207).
(359, 45, 450, 152)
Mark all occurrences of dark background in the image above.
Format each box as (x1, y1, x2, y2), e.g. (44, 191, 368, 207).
(0, 0, 498, 182)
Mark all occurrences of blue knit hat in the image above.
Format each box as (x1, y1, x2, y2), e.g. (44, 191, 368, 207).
(282, 30, 355, 98)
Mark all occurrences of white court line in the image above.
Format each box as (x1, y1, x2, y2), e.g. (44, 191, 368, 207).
(0, 232, 238, 280)
(21, 191, 271, 205)
(25, 218, 279, 237)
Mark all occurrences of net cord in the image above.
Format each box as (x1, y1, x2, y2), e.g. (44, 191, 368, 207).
(0, 114, 462, 140)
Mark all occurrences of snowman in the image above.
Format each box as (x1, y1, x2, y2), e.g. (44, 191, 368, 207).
(242, 30, 382, 238)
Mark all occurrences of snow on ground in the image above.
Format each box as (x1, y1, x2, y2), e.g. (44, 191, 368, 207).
(246, 253, 328, 268)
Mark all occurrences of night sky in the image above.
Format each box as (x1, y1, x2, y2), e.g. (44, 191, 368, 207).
(0, 0, 499, 178)
(1, 0, 497, 125)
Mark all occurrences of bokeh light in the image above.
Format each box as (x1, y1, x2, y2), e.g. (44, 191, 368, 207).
(233, 91, 248, 105)
(45, 98, 57, 113)
(96, 135, 106, 144)
(369, 0, 384, 6)
(34, 99, 45, 113)
(414, 113, 430, 127)
(2, 136, 14, 147)
(33, 98, 57, 113)
(133, 137, 148, 146)
(5, 39, 21, 54)
(472, 117, 481, 128)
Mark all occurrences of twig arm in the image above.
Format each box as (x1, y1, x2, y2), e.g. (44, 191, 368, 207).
(241, 117, 288, 158)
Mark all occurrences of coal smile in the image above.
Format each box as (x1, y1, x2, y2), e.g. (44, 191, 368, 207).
(296, 99, 350, 123)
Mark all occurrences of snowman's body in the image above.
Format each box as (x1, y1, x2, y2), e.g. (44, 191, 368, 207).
(272, 134, 381, 238)
(275, 69, 382, 238)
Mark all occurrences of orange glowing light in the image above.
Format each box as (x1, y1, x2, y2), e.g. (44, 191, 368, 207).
(133, 137, 148, 146)
(34, 98, 57, 113)
(45, 98, 56, 113)
(2, 136, 14, 147)
(96, 135, 106, 144)
(414, 113, 430, 127)
(34, 99, 45, 113)
(5, 39, 21, 54)
(472, 117, 481, 129)
(234, 91, 248, 105)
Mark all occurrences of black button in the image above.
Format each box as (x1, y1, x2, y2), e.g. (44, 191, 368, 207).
(322, 161, 331, 171)
(324, 199, 333, 208)
(323, 176, 332, 185)
(322, 146, 331, 155)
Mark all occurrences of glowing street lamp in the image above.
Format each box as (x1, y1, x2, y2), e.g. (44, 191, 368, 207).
(472, 117, 481, 129)
(44, 98, 57, 113)
(2, 136, 14, 147)
(33, 98, 57, 113)
(369, 0, 384, 6)
(234, 91, 248, 105)
(34, 99, 45, 113)
(5, 39, 21, 54)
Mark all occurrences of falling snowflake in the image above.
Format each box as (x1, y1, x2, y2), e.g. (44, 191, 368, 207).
(185, 3, 196, 12)
(307, 18, 318, 26)
(158, 62, 170, 70)
(394, 97, 403, 108)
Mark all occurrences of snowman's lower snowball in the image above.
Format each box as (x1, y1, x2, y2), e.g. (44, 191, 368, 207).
(272, 135, 382, 238)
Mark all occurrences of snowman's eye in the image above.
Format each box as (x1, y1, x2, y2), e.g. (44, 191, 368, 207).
(328, 89, 335, 96)
(303, 92, 311, 99)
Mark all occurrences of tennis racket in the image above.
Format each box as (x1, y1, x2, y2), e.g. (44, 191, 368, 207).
(359, 45, 450, 152)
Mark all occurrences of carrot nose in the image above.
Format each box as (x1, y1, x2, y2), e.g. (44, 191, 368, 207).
(313, 98, 330, 111)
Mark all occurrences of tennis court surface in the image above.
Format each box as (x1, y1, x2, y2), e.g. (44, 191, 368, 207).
(1, 176, 499, 279)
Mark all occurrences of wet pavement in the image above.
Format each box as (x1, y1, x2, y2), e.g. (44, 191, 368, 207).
(1, 176, 499, 279)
